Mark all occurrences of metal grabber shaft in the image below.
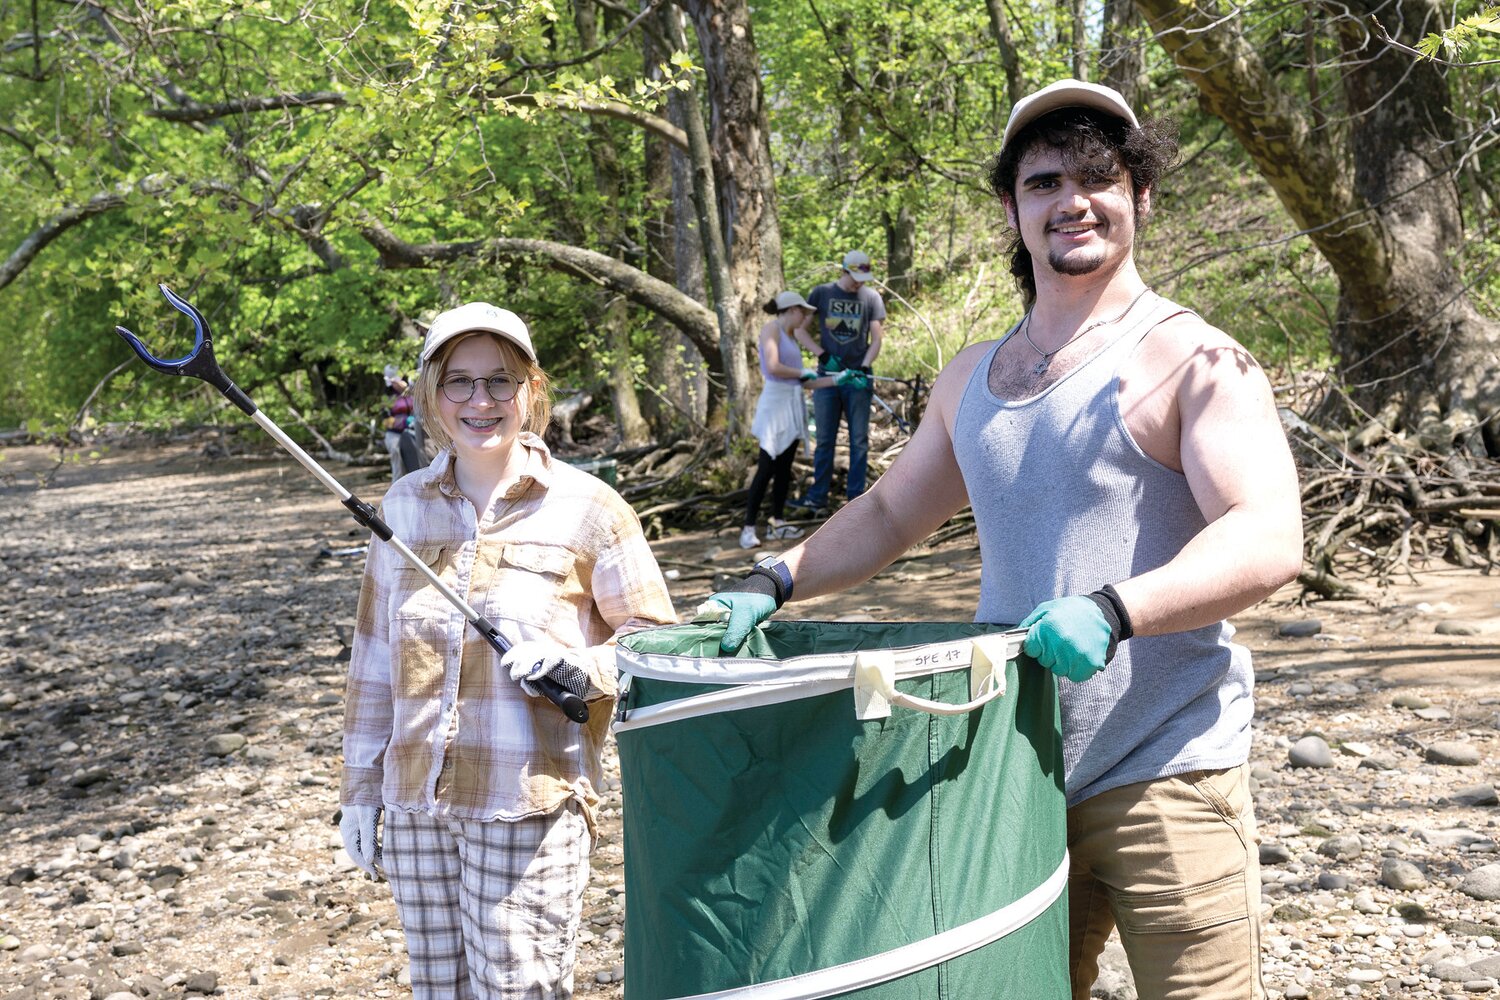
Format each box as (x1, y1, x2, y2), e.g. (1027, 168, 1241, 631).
(115, 284, 590, 723)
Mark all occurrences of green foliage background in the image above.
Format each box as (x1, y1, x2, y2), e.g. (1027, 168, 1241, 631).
(1, 0, 1496, 441)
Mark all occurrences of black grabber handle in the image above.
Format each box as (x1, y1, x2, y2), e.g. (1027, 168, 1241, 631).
(115, 285, 590, 724)
(471, 615, 592, 723)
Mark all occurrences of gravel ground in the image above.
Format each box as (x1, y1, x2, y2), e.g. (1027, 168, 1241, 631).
(0, 441, 1496, 999)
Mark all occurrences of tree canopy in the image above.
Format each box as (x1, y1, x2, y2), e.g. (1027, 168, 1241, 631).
(3, 0, 1497, 466)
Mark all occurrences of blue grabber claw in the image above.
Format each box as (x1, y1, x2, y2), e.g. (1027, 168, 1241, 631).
(114, 284, 257, 415)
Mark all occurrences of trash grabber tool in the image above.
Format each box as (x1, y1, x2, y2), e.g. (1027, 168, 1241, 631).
(115, 284, 590, 723)
(870, 391, 911, 435)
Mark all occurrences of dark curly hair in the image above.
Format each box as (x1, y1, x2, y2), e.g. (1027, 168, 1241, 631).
(986, 107, 1179, 307)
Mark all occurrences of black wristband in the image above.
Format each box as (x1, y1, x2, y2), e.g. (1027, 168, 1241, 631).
(1083, 585, 1133, 664)
(1098, 585, 1133, 640)
(741, 567, 788, 608)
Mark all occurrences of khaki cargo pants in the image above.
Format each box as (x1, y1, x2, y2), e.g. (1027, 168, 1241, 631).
(1067, 764, 1266, 1000)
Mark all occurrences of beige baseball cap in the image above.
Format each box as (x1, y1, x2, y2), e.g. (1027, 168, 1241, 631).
(1000, 79, 1139, 160)
(841, 250, 874, 282)
(773, 290, 813, 311)
(420, 302, 536, 365)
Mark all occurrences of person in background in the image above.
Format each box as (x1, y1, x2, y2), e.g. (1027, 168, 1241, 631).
(741, 291, 825, 549)
(381, 364, 421, 481)
(707, 80, 1301, 999)
(340, 302, 677, 999)
(788, 249, 885, 514)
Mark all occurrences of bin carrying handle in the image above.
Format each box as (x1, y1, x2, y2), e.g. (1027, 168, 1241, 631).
(853, 631, 1023, 720)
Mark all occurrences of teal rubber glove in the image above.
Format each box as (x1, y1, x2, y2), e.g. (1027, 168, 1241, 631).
(705, 589, 778, 653)
(799, 367, 819, 381)
(1020, 587, 1132, 683)
(704, 562, 791, 653)
(835, 368, 869, 390)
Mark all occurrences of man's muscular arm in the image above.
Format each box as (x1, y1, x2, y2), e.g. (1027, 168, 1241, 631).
(1112, 322, 1303, 635)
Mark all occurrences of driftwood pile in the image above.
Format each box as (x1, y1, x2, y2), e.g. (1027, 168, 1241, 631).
(1283, 406, 1500, 600)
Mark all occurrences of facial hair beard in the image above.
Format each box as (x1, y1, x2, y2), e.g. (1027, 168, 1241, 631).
(1047, 246, 1105, 277)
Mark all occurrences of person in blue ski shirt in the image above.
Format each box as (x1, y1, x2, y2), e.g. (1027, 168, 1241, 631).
(787, 250, 884, 513)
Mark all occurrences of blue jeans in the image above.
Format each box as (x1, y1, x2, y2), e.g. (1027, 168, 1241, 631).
(807, 383, 872, 505)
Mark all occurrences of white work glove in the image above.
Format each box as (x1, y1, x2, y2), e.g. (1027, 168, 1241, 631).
(339, 804, 381, 879)
(502, 640, 581, 699)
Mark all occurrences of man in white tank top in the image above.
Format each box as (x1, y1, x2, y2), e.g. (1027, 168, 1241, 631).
(707, 80, 1302, 999)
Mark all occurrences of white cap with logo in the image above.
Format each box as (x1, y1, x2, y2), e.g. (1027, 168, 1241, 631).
(421, 302, 537, 365)
(841, 250, 874, 282)
(999, 79, 1139, 160)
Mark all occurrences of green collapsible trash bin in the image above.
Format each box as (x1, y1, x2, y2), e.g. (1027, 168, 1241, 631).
(613, 620, 1069, 1000)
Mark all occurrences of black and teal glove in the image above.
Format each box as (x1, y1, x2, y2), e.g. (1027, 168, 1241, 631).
(701, 559, 793, 653)
(1019, 585, 1133, 683)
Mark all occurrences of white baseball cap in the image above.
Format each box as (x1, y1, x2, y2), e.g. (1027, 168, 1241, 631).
(1000, 79, 1139, 160)
(841, 250, 874, 281)
(420, 302, 536, 365)
(774, 290, 813, 311)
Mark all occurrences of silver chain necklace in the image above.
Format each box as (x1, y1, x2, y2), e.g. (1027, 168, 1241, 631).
(1021, 287, 1153, 376)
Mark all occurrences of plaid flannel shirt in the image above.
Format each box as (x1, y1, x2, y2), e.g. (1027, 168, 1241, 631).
(341, 434, 676, 832)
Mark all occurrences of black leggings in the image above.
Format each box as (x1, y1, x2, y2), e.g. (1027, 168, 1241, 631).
(744, 442, 799, 526)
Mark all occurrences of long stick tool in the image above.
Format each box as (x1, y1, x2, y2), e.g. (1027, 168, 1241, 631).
(116, 284, 590, 723)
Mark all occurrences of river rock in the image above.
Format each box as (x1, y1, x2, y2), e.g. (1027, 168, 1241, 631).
(1318, 834, 1364, 860)
(1393, 693, 1431, 709)
(1420, 828, 1493, 850)
(205, 733, 246, 757)
(1450, 784, 1499, 807)
(1460, 865, 1500, 902)
(1426, 741, 1482, 766)
(183, 970, 219, 994)
(1435, 620, 1482, 636)
(1260, 843, 1293, 865)
(1278, 620, 1322, 638)
(1381, 858, 1427, 890)
(1359, 754, 1399, 770)
(1290, 736, 1334, 768)
(1433, 956, 1475, 982)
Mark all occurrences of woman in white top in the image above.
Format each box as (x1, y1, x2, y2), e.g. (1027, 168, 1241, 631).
(740, 291, 824, 549)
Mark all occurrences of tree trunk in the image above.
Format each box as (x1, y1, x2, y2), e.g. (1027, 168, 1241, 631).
(680, 0, 785, 339)
(641, 26, 708, 436)
(883, 203, 916, 298)
(1069, 0, 1089, 80)
(573, 1, 651, 448)
(1133, 0, 1500, 450)
(1100, 0, 1146, 108)
(983, 0, 1024, 110)
(665, 82, 720, 430)
(665, 4, 753, 439)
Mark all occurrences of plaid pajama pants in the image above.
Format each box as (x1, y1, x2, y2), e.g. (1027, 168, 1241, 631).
(383, 804, 591, 1000)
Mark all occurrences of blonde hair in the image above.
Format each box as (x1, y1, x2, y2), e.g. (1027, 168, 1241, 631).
(415, 332, 553, 451)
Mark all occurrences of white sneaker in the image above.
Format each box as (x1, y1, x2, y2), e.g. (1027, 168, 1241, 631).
(739, 526, 762, 549)
(767, 519, 804, 540)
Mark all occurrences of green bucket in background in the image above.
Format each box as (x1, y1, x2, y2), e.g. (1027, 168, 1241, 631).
(562, 454, 618, 487)
(613, 620, 1069, 1000)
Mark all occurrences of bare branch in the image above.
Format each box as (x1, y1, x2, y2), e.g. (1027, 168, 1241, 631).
(355, 216, 719, 360)
(145, 90, 348, 122)
(503, 93, 686, 150)
(0, 175, 174, 291)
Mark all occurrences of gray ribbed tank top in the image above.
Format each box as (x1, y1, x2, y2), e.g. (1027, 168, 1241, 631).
(954, 293, 1254, 805)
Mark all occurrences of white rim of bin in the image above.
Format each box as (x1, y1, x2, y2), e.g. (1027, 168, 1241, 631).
(660, 852, 1069, 1000)
(613, 629, 1025, 732)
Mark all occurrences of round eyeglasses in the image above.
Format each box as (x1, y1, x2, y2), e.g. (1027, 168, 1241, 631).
(439, 374, 522, 403)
